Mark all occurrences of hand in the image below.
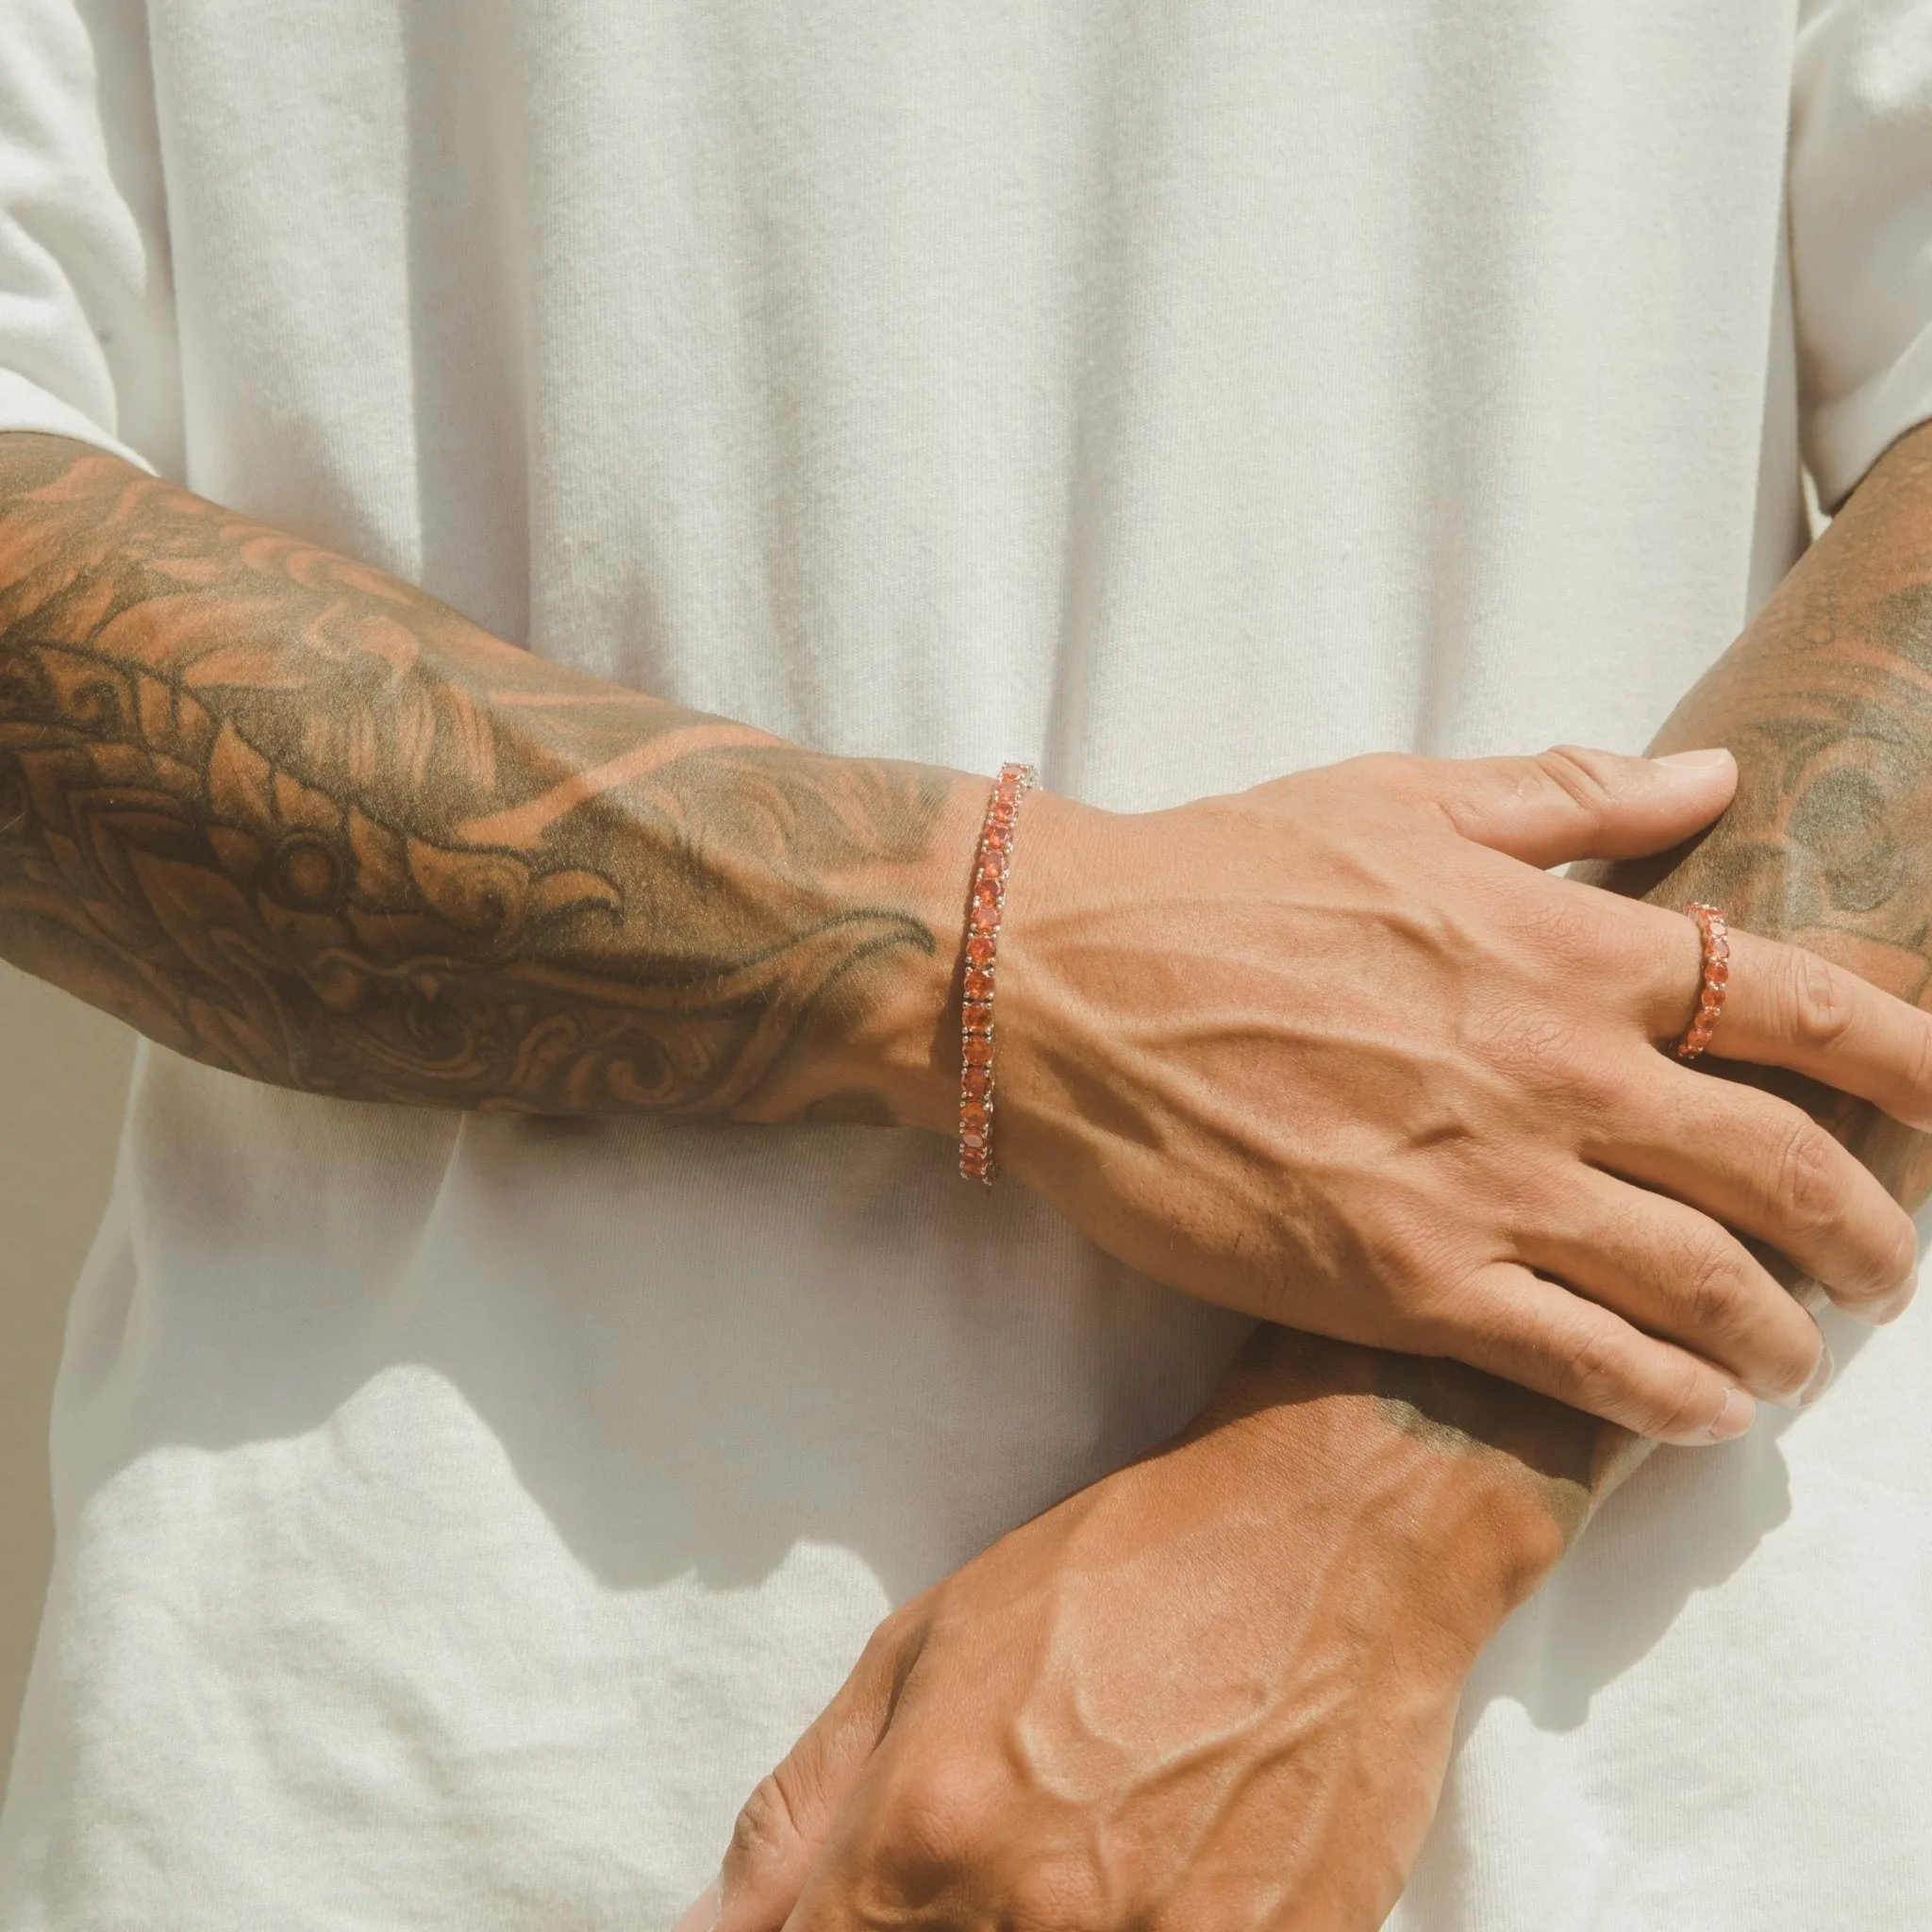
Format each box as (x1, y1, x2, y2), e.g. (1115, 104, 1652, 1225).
(692, 1337, 1557, 1932)
(994, 746, 1931, 1444)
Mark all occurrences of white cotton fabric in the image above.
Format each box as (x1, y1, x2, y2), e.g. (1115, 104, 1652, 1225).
(3, 1, 1932, 1925)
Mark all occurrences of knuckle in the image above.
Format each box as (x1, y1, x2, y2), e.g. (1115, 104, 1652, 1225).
(727, 1772, 802, 1877)
(1353, 750, 1416, 784)
(1535, 744, 1617, 824)
(1670, 1236, 1746, 1343)
(1557, 1319, 1626, 1411)
(1845, 1208, 1920, 1307)
(882, 1762, 1002, 1886)
(1396, 1258, 1491, 1346)
(1384, 1212, 1501, 1316)
(1344, 750, 1426, 803)
(1786, 950, 1857, 1052)
(859, 1603, 919, 1668)
(1771, 1120, 1842, 1243)
(1557, 1315, 1710, 1441)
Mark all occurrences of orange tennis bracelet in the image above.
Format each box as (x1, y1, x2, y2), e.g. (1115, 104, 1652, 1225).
(958, 762, 1037, 1184)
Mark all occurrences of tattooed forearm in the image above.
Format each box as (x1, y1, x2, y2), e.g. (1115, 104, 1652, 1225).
(0, 434, 975, 1119)
(1364, 419, 1932, 1551)
(1637, 421, 1932, 1215)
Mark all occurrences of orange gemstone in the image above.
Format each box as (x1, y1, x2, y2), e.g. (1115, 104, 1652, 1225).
(961, 1130, 988, 1152)
(1706, 959, 1729, 987)
(964, 1035, 992, 1065)
(984, 823, 1011, 850)
(961, 1103, 989, 1130)
(966, 936, 994, 967)
(963, 1067, 991, 1099)
(964, 969, 994, 1000)
(962, 1002, 993, 1034)
(1710, 937, 1729, 960)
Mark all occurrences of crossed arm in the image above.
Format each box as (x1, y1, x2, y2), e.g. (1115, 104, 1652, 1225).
(5, 429, 1925, 1445)
(6, 422, 1932, 1925)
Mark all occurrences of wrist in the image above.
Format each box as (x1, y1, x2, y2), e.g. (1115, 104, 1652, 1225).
(791, 765, 994, 1134)
(838, 770, 1098, 1145)
(958, 784, 1124, 1176)
(1184, 1330, 1614, 1668)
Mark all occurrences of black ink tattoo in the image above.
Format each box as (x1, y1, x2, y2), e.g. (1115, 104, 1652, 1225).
(0, 434, 959, 1118)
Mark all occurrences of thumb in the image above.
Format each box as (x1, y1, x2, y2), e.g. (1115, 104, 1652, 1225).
(708, 1617, 909, 1932)
(1416, 744, 1736, 866)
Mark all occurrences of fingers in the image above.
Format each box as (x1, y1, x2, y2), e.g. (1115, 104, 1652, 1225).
(1626, 906, 1932, 1132)
(1447, 1261, 1756, 1446)
(1516, 1172, 1827, 1405)
(1384, 744, 1738, 868)
(1600, 1060, 1920, 1322)
(711, 1620, 904, 1932)
(1655, 924, 1932, 1134)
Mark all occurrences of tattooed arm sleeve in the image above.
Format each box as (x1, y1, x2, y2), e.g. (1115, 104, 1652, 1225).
(0, 433, 985, 1120)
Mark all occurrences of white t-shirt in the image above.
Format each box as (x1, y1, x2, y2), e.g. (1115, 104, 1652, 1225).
(4, 2, 1932, 1924)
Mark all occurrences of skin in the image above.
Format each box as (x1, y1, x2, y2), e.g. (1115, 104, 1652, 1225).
(0, 434, 988, 1125)
(703, 419, 1932, 1930)
(4, 431, 1928, 1447)
(701, 1331, 1606, 1932)
(993, 749, 1924, 1441)
(4, 424, 1930, 1921)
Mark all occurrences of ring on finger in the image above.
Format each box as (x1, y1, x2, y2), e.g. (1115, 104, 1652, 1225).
(1674, 903, 1731, 1060)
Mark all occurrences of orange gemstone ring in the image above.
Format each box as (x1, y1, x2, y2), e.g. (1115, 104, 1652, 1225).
(1674, 903, 1730, 1060)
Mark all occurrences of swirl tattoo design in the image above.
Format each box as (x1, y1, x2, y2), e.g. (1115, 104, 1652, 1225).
(0, 436, 950, 1117)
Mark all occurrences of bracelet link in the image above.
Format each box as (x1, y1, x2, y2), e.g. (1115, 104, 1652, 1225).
(958, 762, 1037, 1183)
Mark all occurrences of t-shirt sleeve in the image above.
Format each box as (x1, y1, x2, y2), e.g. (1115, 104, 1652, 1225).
(0, 0, 180, 475)
(1790, 0, 1932, 509)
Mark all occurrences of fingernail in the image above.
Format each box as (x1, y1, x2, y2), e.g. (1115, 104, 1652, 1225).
(1654, 747, 1734, 770)
(674, 1884, 720, 1932)
(1874, 1274, 1919, 1325)
(1703, 1387, 1755, 1442)
(1796, 1339, 1835, 1407)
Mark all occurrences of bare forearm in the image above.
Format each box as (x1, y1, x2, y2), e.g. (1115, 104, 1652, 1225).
(0, 433, 978, 1120)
